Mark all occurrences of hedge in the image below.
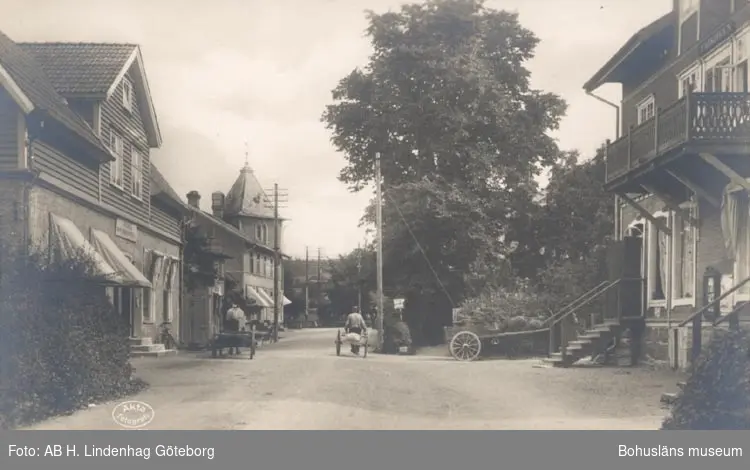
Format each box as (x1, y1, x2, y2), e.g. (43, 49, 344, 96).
(0, 245, 147, 429)
(662, 327, 750, 430)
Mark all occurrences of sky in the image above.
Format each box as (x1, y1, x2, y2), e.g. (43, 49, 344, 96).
(2, 0, 671, 259)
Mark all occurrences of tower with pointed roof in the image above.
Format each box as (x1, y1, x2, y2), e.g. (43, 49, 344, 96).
(223, 158, 283, 251)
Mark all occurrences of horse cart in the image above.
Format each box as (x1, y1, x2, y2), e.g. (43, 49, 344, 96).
(210, 327, 258, 359)
(335, 329, 369, 358)
(446, 324, 550, 361)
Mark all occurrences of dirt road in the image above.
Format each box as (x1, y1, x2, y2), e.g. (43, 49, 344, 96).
(27, 328, 677, 430)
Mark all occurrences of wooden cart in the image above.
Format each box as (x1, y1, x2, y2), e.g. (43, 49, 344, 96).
(446, 324, 550, 361)
(210, 327, 258, 359)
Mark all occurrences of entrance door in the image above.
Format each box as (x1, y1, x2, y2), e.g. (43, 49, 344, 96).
(112, 287, 134, 337)
(607, 233, 645, 320)
(121, 288, 134, 337)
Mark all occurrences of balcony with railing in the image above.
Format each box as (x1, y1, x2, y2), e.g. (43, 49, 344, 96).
(605, 92, 750, 186)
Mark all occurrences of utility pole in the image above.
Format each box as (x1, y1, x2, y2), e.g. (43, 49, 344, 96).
(357, 242, 362, 314)
(265, 183, 288, 342)
(305, 246, 309, 321)
(375, 152, 384, 352)
(317, 247, 322, 312)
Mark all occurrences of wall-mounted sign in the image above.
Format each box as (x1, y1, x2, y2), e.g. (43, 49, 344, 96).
(115, 218, 138, 242)
(699, 22, 735, 56)
(394, 298, 405, 310)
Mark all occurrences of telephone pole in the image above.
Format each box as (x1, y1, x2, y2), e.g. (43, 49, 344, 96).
(375, 152, 384, 352)
(357, 242, 362, 314)
(317, 247, 322, 311)
(265, 184, 288, 342)
(304, 246, 309, 321)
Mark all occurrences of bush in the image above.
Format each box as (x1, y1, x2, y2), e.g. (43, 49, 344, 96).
(383, 316, 412, 354)
(456, 287, 552, 332)
(662, 327, 750, 430)
(0, 246, 147, 429)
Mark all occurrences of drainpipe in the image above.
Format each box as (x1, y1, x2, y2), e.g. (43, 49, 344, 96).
(586, 91, 621, 240)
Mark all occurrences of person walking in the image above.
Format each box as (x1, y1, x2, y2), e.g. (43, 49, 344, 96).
(344, 306, 367, 355)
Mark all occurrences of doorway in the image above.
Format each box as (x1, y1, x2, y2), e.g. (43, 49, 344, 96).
(111, 287, 135, 337)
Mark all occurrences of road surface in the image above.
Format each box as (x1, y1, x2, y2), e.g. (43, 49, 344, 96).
(27, 328, 677, 430)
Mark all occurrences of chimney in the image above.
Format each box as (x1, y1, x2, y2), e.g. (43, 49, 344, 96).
(186, 191, 201, 208)
(211, 191, 225, 219)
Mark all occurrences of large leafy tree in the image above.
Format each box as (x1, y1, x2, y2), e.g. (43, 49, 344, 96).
(534, 145, 614, 300)
(322, 0, 566, 343)
(325, 244, 377, 318)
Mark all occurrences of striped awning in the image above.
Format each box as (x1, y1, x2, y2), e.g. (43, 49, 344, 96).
(245, 285, 272, 308)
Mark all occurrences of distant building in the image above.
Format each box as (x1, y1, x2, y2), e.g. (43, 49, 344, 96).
(183, 162, 290, 345)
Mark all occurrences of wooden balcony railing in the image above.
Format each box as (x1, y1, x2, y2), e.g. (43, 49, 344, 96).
(605, 92, 750, 184)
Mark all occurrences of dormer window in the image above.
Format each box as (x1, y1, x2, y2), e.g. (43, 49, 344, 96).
(122, 78, 133, 112)
(679, 0, 699, 18)
(678, 0, 700, 55)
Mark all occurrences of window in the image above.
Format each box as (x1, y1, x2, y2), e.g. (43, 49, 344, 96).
(646, 213, 670, 305)
(671, 206, 696, 305)
(108, 130, 124, 187)
(736, 61, 749, 93)
(255, 253, 261, 274)
(145, 251, 165, 321)
(163, 257, 177, 323)
(243, 253, 251, 273)
(678, 66, 701, 98)
(637, 96, 655, 125)
(261, 256, 267, 277)
(122, 78, 133, 112)
(256, 223, 268, 243)
(705, 57, 732, 92)
(131, 148, 143, 199)
(724, 189, 750, 301)
(679, 0, 699, 17)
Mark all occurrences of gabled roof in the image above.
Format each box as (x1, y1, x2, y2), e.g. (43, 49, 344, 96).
(18, 42, 162, 148)
(0, 30, 112, 162)
(224, 163, 277, 219)
(149, 164, 189, 215)
(583, 12, 675, 92)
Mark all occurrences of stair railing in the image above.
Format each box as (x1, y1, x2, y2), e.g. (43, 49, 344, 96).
(677, 273, 750, 362)
(545, 278, 643, 360)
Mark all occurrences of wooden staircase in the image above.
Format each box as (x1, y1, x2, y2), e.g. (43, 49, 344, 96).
(544, 320, 622, 367)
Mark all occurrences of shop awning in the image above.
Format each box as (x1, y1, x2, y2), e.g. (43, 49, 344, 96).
(49, 213, 123, 284)
(257, 289, 275, 307)
(283, 296, 292, 306)
(90, 229, 152, 288)
(245, 285, 272, 308)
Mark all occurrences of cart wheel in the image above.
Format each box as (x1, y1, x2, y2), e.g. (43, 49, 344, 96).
(336, 330, 341, 356)
(449, 331, 482, 361)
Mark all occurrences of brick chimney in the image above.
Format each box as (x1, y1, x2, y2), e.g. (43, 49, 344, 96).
(211, 191, 225, 219)
(186, 190, 201, 208)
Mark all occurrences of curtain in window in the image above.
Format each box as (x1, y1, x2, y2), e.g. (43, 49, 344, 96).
(683, 215, 695, 298)
(658, 227, 668, 298)
(721, 189, 740, 258)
